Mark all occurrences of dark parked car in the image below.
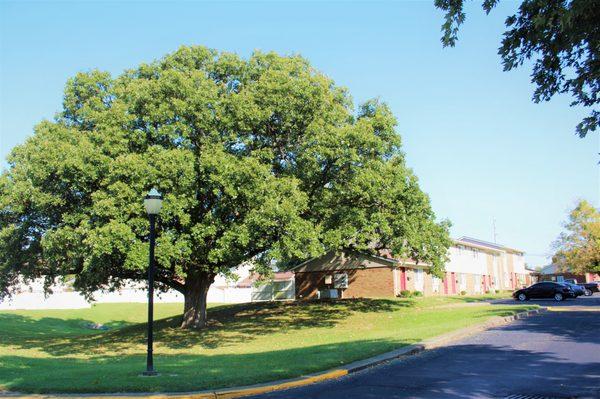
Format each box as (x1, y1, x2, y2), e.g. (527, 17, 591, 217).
(562, 282, 585, 297)
(564, 279, 600, 296)
(513, 282, 575, 302)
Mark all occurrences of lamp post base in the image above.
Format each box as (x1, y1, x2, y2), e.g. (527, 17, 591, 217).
(141, 370, 159, 377)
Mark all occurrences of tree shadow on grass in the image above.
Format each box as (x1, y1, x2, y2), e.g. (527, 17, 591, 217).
(0, 312, 133, 343)
(2, 338, 599, 396)
(0, 298, 412, 356)
(439, 295, 509, 304)
(0, 338, 414, 394)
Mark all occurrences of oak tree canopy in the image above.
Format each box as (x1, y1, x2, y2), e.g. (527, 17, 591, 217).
(0, 46, 451, 328)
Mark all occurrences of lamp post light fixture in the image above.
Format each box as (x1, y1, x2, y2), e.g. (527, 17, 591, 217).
(143, 188, 163, 376)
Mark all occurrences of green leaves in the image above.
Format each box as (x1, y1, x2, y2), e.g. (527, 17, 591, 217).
(436, 0, 600, 138)
(553, 200, 600, 275)
(0, 45, 451, 298)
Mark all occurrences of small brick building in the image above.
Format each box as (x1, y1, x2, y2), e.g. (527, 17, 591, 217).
(293, 251, 425, 299)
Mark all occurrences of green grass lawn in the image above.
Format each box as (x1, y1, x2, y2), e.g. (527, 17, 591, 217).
(0, 296, 534, 394)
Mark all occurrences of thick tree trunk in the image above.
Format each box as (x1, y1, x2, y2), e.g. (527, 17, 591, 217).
(181, 271, 214, 329)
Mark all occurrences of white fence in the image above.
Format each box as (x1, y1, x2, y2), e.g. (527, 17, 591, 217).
(0, 278, 294, 310)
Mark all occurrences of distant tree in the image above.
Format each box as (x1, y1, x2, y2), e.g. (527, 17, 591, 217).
(435, 0, 600, 137)
(0, 46, 451, 329)
(552, 200, 600, 275)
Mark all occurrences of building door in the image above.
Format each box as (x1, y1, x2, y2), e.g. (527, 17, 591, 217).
(400, 267, 407, 291)
(451, 272, 457, 294)
(443, 273, 449, 295)
(414, 269, 424, 292)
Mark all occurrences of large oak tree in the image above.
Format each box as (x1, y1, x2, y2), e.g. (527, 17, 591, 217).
(0, 46, 451, 328)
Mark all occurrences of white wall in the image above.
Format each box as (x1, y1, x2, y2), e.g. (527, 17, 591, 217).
(212, 263, 253, 288)
(207, 286, 252, 303)
(0, 291, 91, 310)
(0, 274, 252, 311)
(445, 246, 488, 275)
(0, 264, 276, 310)
(444, 243, 530, 291)
(0, 279, 91, 310)
(512, 253, 528, 274)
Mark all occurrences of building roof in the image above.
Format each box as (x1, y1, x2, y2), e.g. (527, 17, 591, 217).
(537, 264, 562, 275)
(291, 235, 524, 273)
(456, 236, 524, 255)
(292, 251, 401, 273)
(292, 250, 430, 273)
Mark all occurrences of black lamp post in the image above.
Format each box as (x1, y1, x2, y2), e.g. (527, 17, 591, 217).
(143, 188, 163, 376)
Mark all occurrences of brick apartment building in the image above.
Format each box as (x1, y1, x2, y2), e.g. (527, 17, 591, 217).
(293, 237, 533, 299)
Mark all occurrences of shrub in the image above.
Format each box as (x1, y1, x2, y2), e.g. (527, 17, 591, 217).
(460, 290, 467, 296)
(413, 290, 423, 297)
(398, 290, 413, 298)
(495, 289, 500, 294)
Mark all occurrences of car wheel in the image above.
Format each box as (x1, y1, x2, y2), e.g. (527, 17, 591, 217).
(584, 289, 592, 296)
(517, 293, 527, 301)
(554, 293, 564, 301)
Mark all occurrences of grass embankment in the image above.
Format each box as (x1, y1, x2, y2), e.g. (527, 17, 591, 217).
(0, 295, 533, 393)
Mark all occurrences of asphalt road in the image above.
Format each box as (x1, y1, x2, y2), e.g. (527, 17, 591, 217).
(249, 295, 600, 399)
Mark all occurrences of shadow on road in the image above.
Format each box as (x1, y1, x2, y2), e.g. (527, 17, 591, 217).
(248, 344, 600, 399)
(248, 295, 600, 399)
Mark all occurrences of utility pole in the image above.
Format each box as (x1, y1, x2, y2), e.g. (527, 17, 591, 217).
(492, 218, 497, 244)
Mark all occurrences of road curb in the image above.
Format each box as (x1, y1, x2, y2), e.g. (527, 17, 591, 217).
(2, 307, 546, 399)
(546, 306, 600, 312)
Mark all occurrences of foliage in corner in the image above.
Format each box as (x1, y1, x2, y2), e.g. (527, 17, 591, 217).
(553, 199, 600, 275)
(435, 0, 600, 137)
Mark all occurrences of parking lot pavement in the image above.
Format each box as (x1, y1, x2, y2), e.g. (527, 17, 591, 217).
(249, 294, 600, 399)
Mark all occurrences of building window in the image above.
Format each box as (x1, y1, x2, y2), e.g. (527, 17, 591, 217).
(334, 273, 348, 288)
(324, 275, 333, 285)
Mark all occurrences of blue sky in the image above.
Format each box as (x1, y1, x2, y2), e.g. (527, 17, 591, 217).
(1, 1, 598, 267)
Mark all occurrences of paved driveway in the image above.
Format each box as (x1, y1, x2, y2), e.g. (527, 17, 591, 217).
(249, 295, 600, 399)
